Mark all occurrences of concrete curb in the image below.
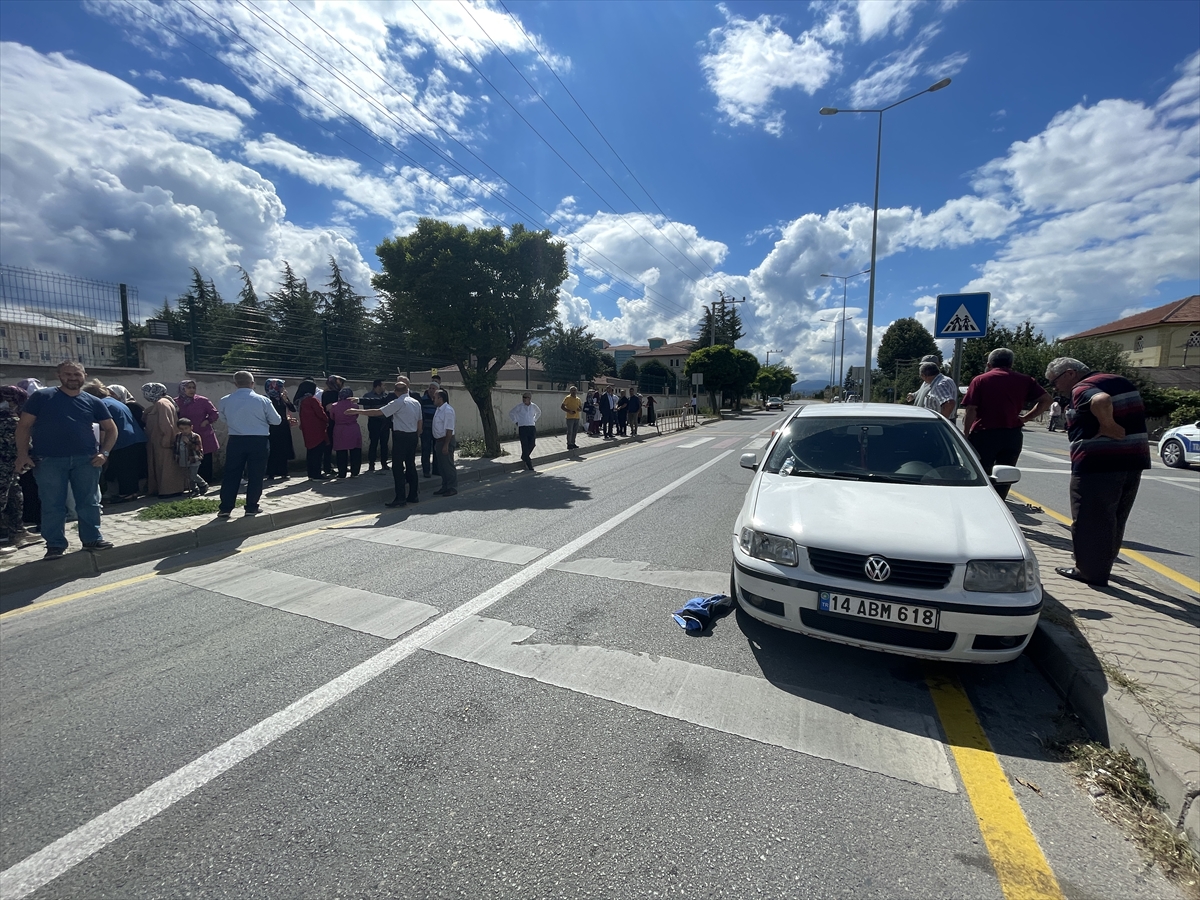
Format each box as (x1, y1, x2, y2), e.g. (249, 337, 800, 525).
(1, 422, 713, 600)
(1026, 609, 1200, 849)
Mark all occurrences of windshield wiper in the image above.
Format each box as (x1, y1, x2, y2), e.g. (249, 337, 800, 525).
(787, 469, 859, 480)
(828, 471, 903, 483)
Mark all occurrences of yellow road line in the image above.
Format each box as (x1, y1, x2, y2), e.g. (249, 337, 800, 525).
(1009, 490, 1200, 594)
(927, 671, 1065, 900)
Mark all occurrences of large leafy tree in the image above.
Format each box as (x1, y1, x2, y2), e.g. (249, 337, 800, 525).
(374, 219, 568, 455)
(876, 317, 940, 401)
(685, 345, 759, 410)
(619, 358, 641, 382)
(535, 323, 604, 388)
(753, 363, 796, 400)
(597, 352, 617, 377)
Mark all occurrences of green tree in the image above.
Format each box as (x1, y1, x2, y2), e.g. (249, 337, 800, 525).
(597, 352, 617, 377)
(263, 262, 321, 375)
(754, 363, 796, 400)
(535, 323, 603, 388)
(685, 345, 759, 410)
(619, 358, 641, 382)
(637, 359, 675, 394)
(318, 257, 370, 378)
(877, 317, 939, 374)
(694, 298, 746, 348)
(374, 219, 568, 456)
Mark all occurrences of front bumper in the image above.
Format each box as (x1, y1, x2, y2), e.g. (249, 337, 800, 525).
(732, 552, 1042, 663)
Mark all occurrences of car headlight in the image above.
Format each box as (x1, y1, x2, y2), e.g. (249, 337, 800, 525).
(739, 527, 798, 566)
(964, 558, 1038, 592)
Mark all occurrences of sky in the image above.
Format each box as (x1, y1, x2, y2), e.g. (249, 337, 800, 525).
(1, 0, 1197, 384)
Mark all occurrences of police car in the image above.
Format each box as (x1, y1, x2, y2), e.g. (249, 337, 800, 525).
(1158, 420, 1200, 468)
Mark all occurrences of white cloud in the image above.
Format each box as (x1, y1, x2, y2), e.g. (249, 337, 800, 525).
(179, 78, 255, 118)
(1156, 51, 1199, 123)
(702, 7, 840, 135)
(856, 0, 918, 41)
(0, 43, 374, 306)
(848, 25, 960, 107)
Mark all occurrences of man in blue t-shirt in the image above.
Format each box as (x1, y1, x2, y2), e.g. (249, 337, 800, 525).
(15, 360, 118, 560)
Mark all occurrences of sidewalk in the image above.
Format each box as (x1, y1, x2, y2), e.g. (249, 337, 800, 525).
(1012, 501, 1200, 848)
(0, 417, 713, 598)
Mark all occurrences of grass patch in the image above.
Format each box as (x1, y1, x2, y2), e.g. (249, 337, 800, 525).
(137, 498, 244, 520)
(455, 438, 506, 459)
(1068, 742, 1200, 896)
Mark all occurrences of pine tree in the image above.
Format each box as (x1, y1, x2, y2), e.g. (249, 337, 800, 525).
(319, 257, 369, 379)
(263, 262, 321, 375)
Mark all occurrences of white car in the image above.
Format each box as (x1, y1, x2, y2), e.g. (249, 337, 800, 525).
(731, 404, 1042, 663)
(1158, 421, 1200, 468)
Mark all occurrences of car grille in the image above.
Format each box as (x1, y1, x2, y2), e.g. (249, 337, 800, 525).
(800, 609, 957, 652)
(807, 547, 954, 589)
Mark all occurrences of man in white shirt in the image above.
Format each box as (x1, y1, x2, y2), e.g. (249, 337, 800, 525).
(348, 377, 422, 508)
(508, 392, 541, 472)
(217, 371, 282, 518)
(914, 362, 958, 419)
(431, 390, 457, 496)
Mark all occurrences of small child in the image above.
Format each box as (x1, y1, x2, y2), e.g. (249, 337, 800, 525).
(175, 418, 208, 496)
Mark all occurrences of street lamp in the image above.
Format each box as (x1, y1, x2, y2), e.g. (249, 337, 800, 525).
(820, 338, 838, 398)
(819, 77, 951, 401)
(821, 270, 869, 396)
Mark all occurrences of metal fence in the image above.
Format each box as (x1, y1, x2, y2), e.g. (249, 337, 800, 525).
(0, 265, 142, 368)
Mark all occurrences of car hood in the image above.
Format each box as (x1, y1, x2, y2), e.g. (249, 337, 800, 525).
(750, 475, 1025, 562)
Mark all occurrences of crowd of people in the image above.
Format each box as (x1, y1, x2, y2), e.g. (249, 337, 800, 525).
(579, 385, 661, 439)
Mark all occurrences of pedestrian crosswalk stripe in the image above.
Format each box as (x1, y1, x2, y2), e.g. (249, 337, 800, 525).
(341, 528, 545, 565)
(161, 562, 437, 639)
(676, 437, 715, 448)
(427, 615, 958, 793)
(552, 557, 727, 595)
(743, 437, 768, 450)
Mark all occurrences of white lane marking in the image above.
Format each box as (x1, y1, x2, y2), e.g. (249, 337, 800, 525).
(676, 437, 715, 449)
(1021, 449, 1070, 465)
(426, 616, 957, 793)
(552, 558, 728, 596)
(0, 438, 752, 900)
(339, 528, 545, 565)
(714, 437, 740, 449)
(743, 437, 769, 450)
(160, 562, 438, 640)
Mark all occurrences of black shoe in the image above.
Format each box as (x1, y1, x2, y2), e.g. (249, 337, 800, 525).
(217, 510, 232, 519)
(310, 475, 329, 482)
(1054, 566, 1107, 587)
(385, 498, 407, 508)
(43, 546, 66, 561)
(422, 472, 431, 479)
(441, 489, 457, 496)
(244, 508, 261, 516)
(432, 489, 448, 495)
(82, 540, 114, 551)
(367, 463, 376, 472)
(381, 464, 390, 471)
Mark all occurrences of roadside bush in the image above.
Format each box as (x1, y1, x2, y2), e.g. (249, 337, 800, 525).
(1169, 403, 1200, 427)
(137, 498, 244, 520)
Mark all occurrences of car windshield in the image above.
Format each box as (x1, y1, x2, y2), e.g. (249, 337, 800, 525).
(764, 416, 987, 485)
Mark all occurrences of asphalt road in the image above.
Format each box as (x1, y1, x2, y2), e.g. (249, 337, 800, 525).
(1012, 426, 1200, 584)
(0, 410, 1185, 900)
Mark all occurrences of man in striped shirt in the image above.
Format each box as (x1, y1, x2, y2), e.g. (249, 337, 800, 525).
(1045, 357, 1150, 587)
(914, 361, 957, 419)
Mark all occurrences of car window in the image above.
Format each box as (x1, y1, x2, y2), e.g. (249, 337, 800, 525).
(764, 417, 987, 485)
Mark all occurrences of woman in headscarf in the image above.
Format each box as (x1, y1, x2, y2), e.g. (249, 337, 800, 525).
(13, 379, 43, 530)
(330, 386, 363, 478)
(320, 375, 345, 477)
(142, 383, 188, 498)
(295, 380, 329, 482)
(0, 385, 41, 552)
(265, 378, 297, 480)
(176, 379, 220, 484)
(84, 381, 147, 502)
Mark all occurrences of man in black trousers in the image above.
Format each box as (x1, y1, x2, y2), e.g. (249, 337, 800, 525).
(347, 377, 422, 508)
(360, 379, 391, 472)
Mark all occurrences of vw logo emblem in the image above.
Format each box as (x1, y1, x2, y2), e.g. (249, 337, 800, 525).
(864, 556, 891, 582)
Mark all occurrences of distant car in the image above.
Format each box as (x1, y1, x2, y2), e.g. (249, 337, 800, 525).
(732, 405, 1042, 663)
(1158, 421, 1200, 468)
(765, 396, 784, 411)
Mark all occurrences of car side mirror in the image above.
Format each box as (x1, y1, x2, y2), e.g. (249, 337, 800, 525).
(740, 452, 758, 471)
(990, 465, 1021, 485)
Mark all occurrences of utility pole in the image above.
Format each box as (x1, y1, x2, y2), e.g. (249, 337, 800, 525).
(714, 291, 748, 347)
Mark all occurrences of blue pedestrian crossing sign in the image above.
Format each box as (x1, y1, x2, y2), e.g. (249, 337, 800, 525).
(934, 292, 990, 339)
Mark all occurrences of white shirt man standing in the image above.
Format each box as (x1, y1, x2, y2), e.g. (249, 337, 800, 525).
(431, 390, 457, 496)
(348, 377, 422, 508)
(914, 362, 957, 419)
(216, 370, 282, 519)
(509, 392, 541, 472)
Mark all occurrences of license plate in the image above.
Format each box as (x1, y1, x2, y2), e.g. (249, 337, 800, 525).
(818, 591, 940, 630)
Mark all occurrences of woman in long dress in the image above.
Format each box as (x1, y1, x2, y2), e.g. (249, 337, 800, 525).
(296, 380, 329, 482)
(265, 379, 296, 480)
(330, 387, 363, 478)
(176, 379, 220, 483)
(142, 383, 188, 498)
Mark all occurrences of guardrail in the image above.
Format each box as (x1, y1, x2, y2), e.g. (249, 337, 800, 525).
(651, 405, 700, 435)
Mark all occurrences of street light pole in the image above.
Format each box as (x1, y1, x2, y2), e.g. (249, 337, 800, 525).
(821, 270, 869, 397)
(819, 77, 951, 402)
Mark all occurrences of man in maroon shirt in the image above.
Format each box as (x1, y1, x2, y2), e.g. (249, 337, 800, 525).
(961, 348, 1052, 498)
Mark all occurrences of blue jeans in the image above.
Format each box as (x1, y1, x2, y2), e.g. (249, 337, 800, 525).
(220, 435, 269, 513)
(33, 454, 103, 549)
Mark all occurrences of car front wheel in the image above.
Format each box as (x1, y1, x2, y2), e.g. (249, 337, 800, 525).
(1161, 439, 1188, 468)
